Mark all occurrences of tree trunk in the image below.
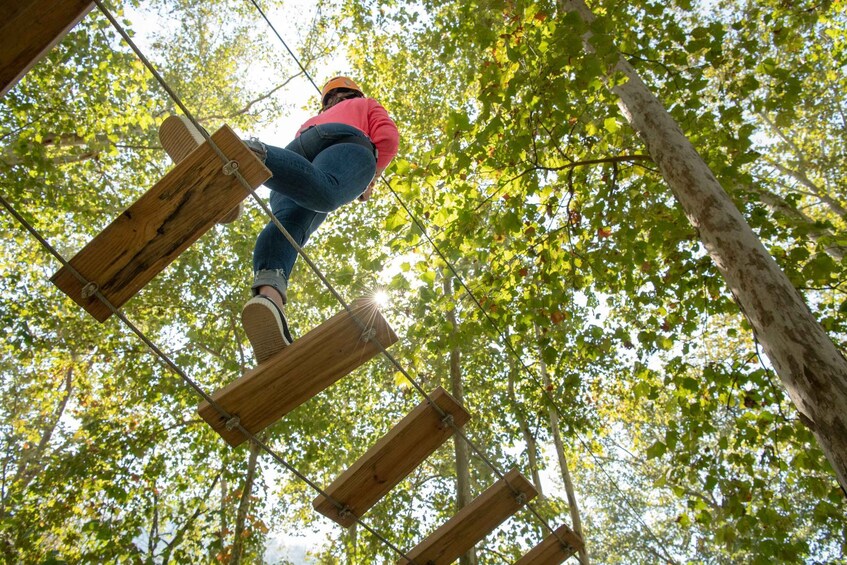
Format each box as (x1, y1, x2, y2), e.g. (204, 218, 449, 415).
(444, 275, 478, 565)
(536, 326, 589, 564)
(507, 357, 544, 496)
(561, 0, 847, 492)
(229, 441, 261, 565)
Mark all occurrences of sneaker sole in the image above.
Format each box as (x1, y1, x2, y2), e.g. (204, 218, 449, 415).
(159, 115, 243, 223)
(159, 115, 205, 164)
(242, 296, 292, 364)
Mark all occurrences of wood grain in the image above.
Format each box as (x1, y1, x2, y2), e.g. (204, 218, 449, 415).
(1, 0, 93, 97)
(514, 524, 583, 565)
(399, 468, 538, 564)
(198, 299, 398, 447)
(51, 125, 270, 321)
(314, 386, 471, 527)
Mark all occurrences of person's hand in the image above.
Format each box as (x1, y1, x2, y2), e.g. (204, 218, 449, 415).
(358, 181, 375, 202)
(359, 167, 385, 202)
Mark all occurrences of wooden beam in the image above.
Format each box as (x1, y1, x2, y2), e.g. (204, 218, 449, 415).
(399, 468, 538, 564)
(51, 125, 270, 321)
(198, 298, 398, 447)
(514, 524, 583, 565)
(0, 0, 94, 98)
(314, 387, 471, 527)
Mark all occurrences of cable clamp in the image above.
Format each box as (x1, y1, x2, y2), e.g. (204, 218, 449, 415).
(338, 506, 353, 521)
(514, 492, 527, 505)
(439, 414, 454, 429)
(223, 160, 239, 175)
(225, 416, 240, 430)
(360, 327, 377, 342)
(81, 282, 99, 299)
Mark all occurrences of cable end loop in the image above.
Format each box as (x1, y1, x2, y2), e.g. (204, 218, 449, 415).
(439, 413, 455, 429)
(225, 416, 240, 430)
(81, 282, 99, 299)
(222, 160, 239, 175)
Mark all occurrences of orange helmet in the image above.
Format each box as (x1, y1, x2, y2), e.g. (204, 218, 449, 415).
(321, 76, 363, 105)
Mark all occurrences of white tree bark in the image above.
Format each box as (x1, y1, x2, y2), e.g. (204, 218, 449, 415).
(537, 327, 589, 564)
(445, 275, 479, 565)
(561, 0, 847, 491)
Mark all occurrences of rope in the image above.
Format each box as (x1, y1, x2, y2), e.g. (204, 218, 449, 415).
(41, 2, 420, 560)
(244, 2, 583, 556)
(284, 8, 667, 554)
(0, 187, 415, 563)
(244, 0, 321, 95)
(248, 3, 674, 558)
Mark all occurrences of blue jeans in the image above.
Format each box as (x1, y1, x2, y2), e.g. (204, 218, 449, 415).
(252, 123, 377, 301)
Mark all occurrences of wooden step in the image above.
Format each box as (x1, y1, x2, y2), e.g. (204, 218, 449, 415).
(314, 387, 471, 527)
(1, 0, 93, 97)
(399, 468, 538, 564)
(514, 524, 583, 565)
(198, 298, 398, 447)
(51, 124, 270, 321)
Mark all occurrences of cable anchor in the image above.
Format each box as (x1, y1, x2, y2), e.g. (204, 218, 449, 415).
(225, 416, 240, 430)
(439, 414, 454, 429)
(81, 282, 99, 299)
(222, 160, 239, 175)
(360, 327, 377, 342)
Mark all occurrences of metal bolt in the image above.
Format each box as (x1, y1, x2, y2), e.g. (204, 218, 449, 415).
(440, 414, 454, 429)
(222, 160, 239, 175)
(81, 282, 99, 298)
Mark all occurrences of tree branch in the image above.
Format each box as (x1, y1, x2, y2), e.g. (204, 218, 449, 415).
(201, 74, 304, 123)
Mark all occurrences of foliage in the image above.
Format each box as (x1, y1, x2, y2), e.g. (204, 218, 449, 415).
(1, 0, 845, 563)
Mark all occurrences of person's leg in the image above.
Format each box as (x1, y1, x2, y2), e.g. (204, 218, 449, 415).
(261, 125, 376, 212)
(252, 190, 328, 303)
(243, 124, 375, 363)
(244, 191, 328, 363)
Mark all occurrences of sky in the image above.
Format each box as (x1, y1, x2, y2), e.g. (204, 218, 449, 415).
(114, 2, 588, 561)
(119, 1, 344, 561)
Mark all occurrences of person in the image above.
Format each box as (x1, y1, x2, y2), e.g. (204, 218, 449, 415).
(162, 76, 399, 364)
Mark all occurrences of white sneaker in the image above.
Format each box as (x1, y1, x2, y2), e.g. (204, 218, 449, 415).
(241, 295, 293, 364)
(158, 115, 243, 224)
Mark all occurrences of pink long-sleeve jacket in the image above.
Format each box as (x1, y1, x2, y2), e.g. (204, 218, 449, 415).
(298, 97, 399, 170)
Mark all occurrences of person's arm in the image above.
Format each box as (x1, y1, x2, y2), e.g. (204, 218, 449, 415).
(359, 99, 399, 202)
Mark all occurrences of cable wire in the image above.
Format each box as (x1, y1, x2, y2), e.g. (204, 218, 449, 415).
(245, 1, 585, 556)
(246, 2, 678, 558)
(0, 186, 415, 563)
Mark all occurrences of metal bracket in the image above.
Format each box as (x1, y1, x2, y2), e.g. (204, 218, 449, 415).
(81, 282, 99, 299)
(222, 160, 239, 175)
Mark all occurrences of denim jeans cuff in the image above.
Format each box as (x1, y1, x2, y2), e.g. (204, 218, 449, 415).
(252, 269, 288, 304)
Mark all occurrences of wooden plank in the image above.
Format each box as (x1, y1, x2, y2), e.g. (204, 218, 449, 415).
(399, 469, 538, 564)
(314, 387, 471, 527)
(0, 0, 94, 97)
(51, 125, 270, 321)
(514, 524, 583, 565)
(198, 298, 398, 447)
